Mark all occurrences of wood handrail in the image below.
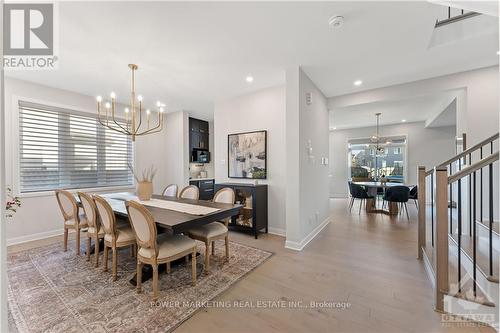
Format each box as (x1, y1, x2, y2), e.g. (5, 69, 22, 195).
(438, 133, 498, 168)
(448, 152, 499, 184)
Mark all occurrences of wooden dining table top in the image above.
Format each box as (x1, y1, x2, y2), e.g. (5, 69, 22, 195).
(76, 192, 243, 234)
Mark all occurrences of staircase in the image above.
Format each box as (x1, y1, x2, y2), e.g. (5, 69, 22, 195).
(418, 133, 499, 330)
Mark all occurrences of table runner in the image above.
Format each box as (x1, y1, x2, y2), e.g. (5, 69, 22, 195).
(138, 198, 220, 216)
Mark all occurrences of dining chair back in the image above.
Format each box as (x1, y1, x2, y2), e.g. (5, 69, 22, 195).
(383, 186, 410, 220)
(179, 185, 199, 200)
(350, 183, 371, 199)
(55, 189, 87, 254)
(213, 187, 235, 205)
(78, 192, 104, 266)
(409, 185, 418, 208)
(78, 192, 98, 230)
(126, 200, 157, 253)
(162, 184, 178, 198)
(93, 195, 116, 236)
(347, 182, 374, 215)
(383, 186, 410, 203)
(55, 189, 77, 221)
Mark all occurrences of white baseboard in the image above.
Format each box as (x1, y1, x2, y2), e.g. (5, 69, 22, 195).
(267, 227, 286, 237)
(285, 217, 330, 251)
(7, 229, 64, 247)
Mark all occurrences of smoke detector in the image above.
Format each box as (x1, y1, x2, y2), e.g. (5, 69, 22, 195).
(328, 15, 344, 28)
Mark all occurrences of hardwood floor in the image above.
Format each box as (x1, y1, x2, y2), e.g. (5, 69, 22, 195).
(8, 198, 494, 332)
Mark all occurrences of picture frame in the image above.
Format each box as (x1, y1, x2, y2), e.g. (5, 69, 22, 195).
(228, 130, 267, 179)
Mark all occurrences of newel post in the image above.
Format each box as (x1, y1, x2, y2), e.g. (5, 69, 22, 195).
(417, 166, 426, 259)
(434, 167, 449, 312)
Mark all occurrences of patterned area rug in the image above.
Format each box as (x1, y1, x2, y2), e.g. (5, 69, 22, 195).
(7, 239, 272, 333)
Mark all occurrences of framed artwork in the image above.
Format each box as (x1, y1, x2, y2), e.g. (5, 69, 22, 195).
(228, 130, 267, 179)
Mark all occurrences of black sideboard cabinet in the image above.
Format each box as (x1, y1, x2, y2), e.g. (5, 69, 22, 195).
(189, 179, 215, 201)
(214, 183, 268, 239)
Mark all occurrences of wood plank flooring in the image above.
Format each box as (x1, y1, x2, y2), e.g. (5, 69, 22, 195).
(8, 199, 495, 332)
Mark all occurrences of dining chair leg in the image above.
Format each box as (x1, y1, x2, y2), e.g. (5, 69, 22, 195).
(204, 241, 211, 275)
(136, 261, 143, 294)
(63, 228, 68, 252)
(349, 198, 354, 212)
(358, 199, 362, 215)
(405, 203, 410, 220)
(94, 236, 100, 268)
(152, 264, 159, 301)
(112, 247, 117, 281)
(103, 245, 109, 272)
(414, 199, 418, 208)
(166, 262, 171, 274)
(191, 249, 197, 286)
(76, 228, 81, 255)
(225, 235, 229, 261)
(212, 241, 215, 256)
(86, 237, 91, 261)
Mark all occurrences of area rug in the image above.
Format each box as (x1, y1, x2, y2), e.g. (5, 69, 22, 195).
(7, 240, 272, 333)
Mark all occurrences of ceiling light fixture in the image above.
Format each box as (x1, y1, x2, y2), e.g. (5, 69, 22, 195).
(401, 119, 407, 122)
(353, 80, 363, 86)
(328, 15, 344, 28)
(246, 76, 254, 83)
(96, 64, 165, 141)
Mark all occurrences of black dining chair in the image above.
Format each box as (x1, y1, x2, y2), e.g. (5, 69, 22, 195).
(382, 186, 410, 220)
(409, 186, 418, 208)
(348, 182, 374, 215)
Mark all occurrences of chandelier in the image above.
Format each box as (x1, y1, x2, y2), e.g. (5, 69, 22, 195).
(371, 112, 386, 157)
(96, 64, 164, 141)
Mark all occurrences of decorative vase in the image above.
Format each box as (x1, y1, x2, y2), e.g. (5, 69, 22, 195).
(137, 181, 153, 201)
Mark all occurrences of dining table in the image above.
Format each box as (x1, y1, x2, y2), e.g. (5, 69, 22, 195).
(75, 191, 243, 284)
(352, 181, 412, 215)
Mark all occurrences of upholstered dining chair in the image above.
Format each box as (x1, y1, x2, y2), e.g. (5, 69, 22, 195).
(94, 195, 136, 281)
(126, 200, 197, 301)
(186, 187, 234, 275)
(78, 192, 104, 267)
(383, 186, 410, 220)
(179, 185, 199, 200)
(348, 182, 374, 215)
(162, 184, 178, 198)
(55, 189, 88, 255)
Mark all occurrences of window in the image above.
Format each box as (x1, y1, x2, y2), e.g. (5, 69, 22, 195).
(348, 136, 406, 183)
(18, 101, 134, 193)
(393, 147, 403, 155)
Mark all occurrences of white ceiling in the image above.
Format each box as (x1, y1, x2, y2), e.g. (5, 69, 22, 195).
(6, 1, 499, 120)
(329, 92, 457, 129)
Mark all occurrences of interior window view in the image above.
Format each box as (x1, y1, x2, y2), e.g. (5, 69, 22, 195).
(0, 2, 498, 333)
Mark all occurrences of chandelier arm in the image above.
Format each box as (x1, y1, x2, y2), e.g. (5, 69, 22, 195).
(102, 121, 129, 134)
(110, 101, 131, 134)
(135, 115, 163, 136)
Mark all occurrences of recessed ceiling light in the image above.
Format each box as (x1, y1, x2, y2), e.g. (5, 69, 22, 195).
(353, 80, 363, 86)
(246, 76, 254, 83)
(497, 50, 499, 55)
(401, 119, 407, 122)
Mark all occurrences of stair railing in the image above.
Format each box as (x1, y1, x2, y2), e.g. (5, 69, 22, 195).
(418, 132, 498, 312)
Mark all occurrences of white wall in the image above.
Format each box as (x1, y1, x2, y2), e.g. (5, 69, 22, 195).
(329, 66, 499, 148)
(285, 67, 330, 249)
(214, 86, 287, 235)
(329, 122, 456, 198)
(136, 110, 189, 193)
(4, 77, 186, 244)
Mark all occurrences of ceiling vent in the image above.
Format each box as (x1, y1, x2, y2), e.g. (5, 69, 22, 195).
(328, 16, 344, 28)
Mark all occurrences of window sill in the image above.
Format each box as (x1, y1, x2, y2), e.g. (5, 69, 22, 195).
(17, 185, 136, 199)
